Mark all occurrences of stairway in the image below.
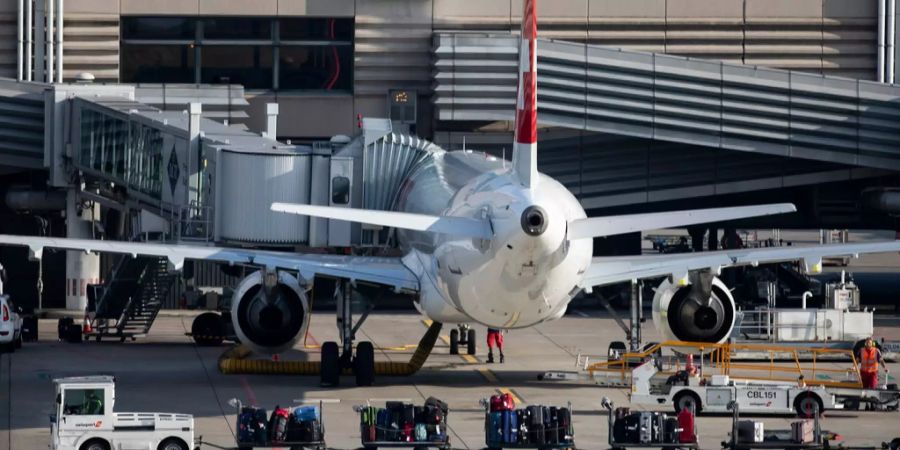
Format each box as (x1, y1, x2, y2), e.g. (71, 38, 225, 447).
(91, 256, 175, 341)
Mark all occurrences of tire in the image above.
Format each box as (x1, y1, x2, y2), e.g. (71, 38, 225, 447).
(467, 328, 476, 355)
(449, 329, 459, 355)
(794, 393, 822, 418)
(80, 439, 111, 450)
(158, 438, 189, 450)
(673, 391, 702, 414)
(889, 437, 900, 450)
(321, 341, 340, 387)
(355, 341, 375, 387)
(191, 312, 225, 346)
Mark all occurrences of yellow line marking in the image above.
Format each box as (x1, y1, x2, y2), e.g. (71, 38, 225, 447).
(461, 354, 478, 363)
(498, 387, 522, 405)
(478, 368, 500, 383)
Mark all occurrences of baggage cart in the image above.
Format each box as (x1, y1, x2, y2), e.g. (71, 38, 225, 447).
(227, 398, 327, 450)
(601, 397, 698, 450)
(481, 398, 576, 450)
(722, 401, 832, 450)
(354, 398, 451, 450)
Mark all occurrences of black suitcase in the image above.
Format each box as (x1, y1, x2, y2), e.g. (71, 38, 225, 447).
(613, 415, 628, 443)
(518, 408, 530, 444)
(623, 413, 641, 443)
(547, 406, 559, 444)
(65, 323, 82, 343)
(558, 407, 572, 443)
(663, 417, 680, 443)
(528, 405, 544, 444)
(402, 404, 416, 427)
(22, 316, 37, 342)
(304, 420, 321, 442)
(425, 396, 449, 415)
(57, 317, 73, 340)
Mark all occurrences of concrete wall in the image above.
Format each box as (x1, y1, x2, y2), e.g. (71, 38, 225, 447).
(3, 0, 885, 138)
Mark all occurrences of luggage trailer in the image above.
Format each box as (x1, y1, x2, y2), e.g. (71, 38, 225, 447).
(480, 399, 576, 450)
(354, 398, 451, 450)
(601, 397, 699, 450)
(199, 398, 332, 450)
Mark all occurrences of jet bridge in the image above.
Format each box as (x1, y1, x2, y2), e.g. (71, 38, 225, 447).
(433, 33, 900, 171)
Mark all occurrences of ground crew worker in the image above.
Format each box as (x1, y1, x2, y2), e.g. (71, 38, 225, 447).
(83, 391, 103, 415)
(486, 328, 504, 363)
(858, 337, 889, 389)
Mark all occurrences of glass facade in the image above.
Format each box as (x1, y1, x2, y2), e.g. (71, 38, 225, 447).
(121, 17, 353, 92)
(80, 107, 163, 199)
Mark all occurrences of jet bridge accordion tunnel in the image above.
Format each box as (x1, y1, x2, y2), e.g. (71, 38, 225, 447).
(217, 321, 442, 376)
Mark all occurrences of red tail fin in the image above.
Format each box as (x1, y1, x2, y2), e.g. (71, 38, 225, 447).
(512, 0, 539, 188)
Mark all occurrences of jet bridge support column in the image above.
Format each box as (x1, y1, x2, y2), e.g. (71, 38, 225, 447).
(65, 190, 99, 311)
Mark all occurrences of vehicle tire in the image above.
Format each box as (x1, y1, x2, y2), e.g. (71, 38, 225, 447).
(355, 341, 375, 387)
(80, 439, 111, 450)
(467, 328, 476, 355)
(321, 341, 340, 387)
(191, 312, 224, 346)
(608, 341, 626, 362)
(673, 391, 702, 415)
(449, 329, 459, 355)
(794, 393, 822, 418)
(888, 437, 900, 450)
(157, 438, 189, 450)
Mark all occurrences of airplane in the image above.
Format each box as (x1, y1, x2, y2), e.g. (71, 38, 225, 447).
(2, 0, 900, 387)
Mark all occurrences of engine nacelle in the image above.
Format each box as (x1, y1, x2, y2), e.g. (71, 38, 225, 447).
(651, 276, 736, 345)
(231, 270, 310, 355)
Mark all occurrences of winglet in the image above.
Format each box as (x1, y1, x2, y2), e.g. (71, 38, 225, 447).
(512, 0, 539, 189)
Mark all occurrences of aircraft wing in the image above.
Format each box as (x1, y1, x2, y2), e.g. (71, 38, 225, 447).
(0, 235, 419, 292)
(581, 240, 900, 288)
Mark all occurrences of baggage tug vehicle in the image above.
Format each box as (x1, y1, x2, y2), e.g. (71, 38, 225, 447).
(51, 376, 195, 450)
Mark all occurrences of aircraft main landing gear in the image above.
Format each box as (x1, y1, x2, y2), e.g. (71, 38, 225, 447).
(449, 324, 476, 355)
(320, 280, 377, 387)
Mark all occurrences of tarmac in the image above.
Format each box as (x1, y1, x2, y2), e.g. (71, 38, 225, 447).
(1, 310, 899, 450)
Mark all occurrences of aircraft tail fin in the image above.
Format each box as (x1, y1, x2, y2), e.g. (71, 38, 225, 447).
(567, 203, 796, 239)
(511, 0, 539, 189)
(271, 203, 493, 239)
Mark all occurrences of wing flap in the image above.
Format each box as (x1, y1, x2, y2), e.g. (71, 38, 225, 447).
(271, 203, 492, 239)
(568, 203, 796, 239)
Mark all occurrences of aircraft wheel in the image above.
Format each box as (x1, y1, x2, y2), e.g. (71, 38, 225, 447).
(191, 312, 224, 346)
(449, 329, 459, 355)
(321, 341, 340, 387)
(355, 341, 375, 387)
(467, 328, 476, 355)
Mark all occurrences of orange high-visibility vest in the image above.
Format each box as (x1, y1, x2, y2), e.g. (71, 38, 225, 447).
(860, 347, 879, 373)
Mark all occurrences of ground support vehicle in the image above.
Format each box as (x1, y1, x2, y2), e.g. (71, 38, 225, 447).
(601, 397, 697, 450)
(0, 294, 23, 352)
(51, 376, 195, 450)
(224, 398, 327, 450)
(355, 398, 451, 450)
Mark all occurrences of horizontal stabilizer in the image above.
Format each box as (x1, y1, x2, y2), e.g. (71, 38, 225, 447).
(271, 203, 493, 239)
(568, 203, 796, 240)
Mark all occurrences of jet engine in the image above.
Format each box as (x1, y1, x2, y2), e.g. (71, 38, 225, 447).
(231, 270, 310, 355)
(651, 276, 736, 344)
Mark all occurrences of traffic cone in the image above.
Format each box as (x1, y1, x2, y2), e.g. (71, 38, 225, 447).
(82, 314, 92, 334)
(686, 354, 696, 374)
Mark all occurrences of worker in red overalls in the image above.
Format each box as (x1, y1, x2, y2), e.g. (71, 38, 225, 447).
(858, 337, 888, 389)
(487, 328, 504, 363)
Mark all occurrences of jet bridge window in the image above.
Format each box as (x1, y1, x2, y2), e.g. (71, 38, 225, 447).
(332, 176, 350, 204)
(62, 389, 104, 415)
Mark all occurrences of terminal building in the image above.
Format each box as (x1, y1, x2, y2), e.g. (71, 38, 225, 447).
(0, 0, 899, 314)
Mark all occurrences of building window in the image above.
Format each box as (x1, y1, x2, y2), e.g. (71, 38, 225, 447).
(121, 17, 353, 93)
(331, 176, 350, 204)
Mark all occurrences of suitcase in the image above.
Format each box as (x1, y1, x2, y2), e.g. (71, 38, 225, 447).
(517, 408, 530, 444)
(302, 420, 321, 442)
(376, 408, 390, 441)
(488, 411, 503, 444)
(425, 396, 449, 415)
(663, 416, 680, 443)
(490, 393, 515, 412)
(677, 407, 696, 443)
(613, 415, 629, 443)
(22, 316, 37, 342)
(238, 407, 268, 445)
(57, 317, 73, 340)
(558, 407, 572, 443)
(401, 422, 414, 442)
(737, 420, 764, 443)
(638, 411, 654, 444)
(614, 406, 630, 420)
(623, 413, 641, 443)
(269, 407, 290, 442)
(423, 405, 443, 424)
(791, 420, 814, 443)
(547, 406, 559, 444)
(293, 406, 319, 423)
(402, 404, 416, 427)
(528, 405, 544, 444)
(503, 410, 518, 444)
(415, 423, 427, 441)
(286, 420, 305, 442)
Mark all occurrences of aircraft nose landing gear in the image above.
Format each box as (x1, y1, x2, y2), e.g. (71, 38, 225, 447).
(449, 324, 476, 355)
(320, 280, 377, 387)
